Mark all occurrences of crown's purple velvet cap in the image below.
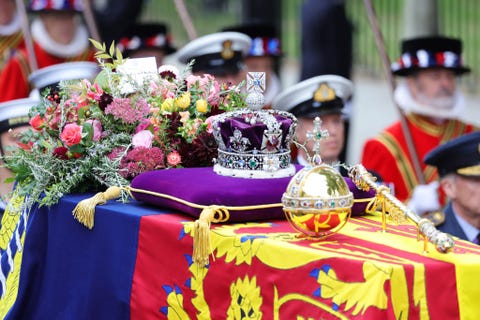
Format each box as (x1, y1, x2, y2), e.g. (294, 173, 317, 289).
(215, 114, 294, 152)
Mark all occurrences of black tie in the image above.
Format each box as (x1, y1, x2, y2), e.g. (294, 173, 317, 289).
(474, 233, 480, 245)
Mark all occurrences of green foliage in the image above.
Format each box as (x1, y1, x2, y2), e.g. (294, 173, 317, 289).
(89, 39, 125, 69)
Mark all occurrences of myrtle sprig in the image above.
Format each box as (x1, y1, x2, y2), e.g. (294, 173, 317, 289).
(89, 39, 125, 70)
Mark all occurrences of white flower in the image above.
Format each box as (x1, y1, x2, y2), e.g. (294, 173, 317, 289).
(132, 130, 154, 148)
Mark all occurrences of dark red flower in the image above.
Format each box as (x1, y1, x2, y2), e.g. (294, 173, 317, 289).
(52, 146, 69, 160)
(98, 92, 113, 111)
(47, 88, 61, 103)
(179, 131, 218, 167)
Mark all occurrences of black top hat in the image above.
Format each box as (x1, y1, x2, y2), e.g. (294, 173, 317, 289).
(119, 23, 177, 56)
(273, 75, 352, 118)
(222, 22, 281, 57)
(424, 131, 480, 177)
(391, 36, 471, 76)
(28, 0, 83, 12)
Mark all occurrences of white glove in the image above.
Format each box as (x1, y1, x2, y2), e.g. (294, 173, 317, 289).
(407, 181, 441, 216)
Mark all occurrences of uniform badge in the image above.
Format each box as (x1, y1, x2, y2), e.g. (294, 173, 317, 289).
(313, 83, 336, 102)
(221, 40, 234, 60)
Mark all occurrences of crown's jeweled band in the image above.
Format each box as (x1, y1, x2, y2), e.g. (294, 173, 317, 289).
(214, 149, 295, 178)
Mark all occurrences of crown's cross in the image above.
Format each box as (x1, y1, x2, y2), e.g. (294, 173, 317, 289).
(305, 117, 329, 166)
(245, 72, 266, 110)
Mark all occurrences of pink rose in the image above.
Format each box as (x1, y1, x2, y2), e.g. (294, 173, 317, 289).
(60, 123, 83, 147)
(132, 130, 153, 148)
(85, 119, 103, 141)
(29, 114, 44, 131)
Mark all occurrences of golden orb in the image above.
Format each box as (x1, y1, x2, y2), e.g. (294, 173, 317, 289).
(282, 165, 353, 238)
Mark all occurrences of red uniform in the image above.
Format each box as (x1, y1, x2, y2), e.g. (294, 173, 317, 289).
(0, 31, 25, 71)
(361, 114, 478, 203)
(0, 41, 95, 102)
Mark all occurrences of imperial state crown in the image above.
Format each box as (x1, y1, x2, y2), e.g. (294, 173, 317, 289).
(212, 108, 297, 178)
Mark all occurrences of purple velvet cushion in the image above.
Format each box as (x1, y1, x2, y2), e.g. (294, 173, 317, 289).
(345, 178, 376, 216)
(130, 167, 295, 222)
(130, 167, 376, 222)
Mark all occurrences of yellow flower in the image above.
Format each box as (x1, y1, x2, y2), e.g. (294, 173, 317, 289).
(196, 99, 208, 113)
(175, 92, 191, 109)
(161, 98, 175, 112)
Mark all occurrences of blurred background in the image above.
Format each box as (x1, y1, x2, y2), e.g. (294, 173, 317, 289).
(93, 0, 480, 163)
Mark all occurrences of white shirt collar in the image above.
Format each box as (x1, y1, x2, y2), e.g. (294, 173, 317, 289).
(452, 210, 480, 243)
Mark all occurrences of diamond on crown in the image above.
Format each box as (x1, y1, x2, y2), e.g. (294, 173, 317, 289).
(229, 129, 250, 152)
(245, 72, 266, 110)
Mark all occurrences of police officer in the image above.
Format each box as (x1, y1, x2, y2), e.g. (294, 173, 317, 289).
(424, 131, 480, 244)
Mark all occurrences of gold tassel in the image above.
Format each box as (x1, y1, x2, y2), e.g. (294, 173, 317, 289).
(72, 186, 122, 229)
(193, 205, 229, 267)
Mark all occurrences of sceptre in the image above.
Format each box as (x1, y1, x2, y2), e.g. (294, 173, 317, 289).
(348, 164, 455, 253)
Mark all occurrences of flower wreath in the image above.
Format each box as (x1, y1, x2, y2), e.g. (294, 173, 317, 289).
(3, 40, 247, 208)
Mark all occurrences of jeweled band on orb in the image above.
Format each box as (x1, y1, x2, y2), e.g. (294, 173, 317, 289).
(282, 193, 354, 212)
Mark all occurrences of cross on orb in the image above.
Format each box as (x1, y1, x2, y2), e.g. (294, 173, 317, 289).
(305, 117, 329, 165)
